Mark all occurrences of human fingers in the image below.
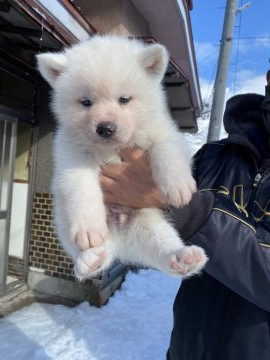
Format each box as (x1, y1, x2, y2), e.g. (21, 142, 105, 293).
(99, 172, 122, 193)
(100, 175, 123, 205)
(102, 190, 118, 204)
(100, 162, 128, 179)
(119, 147, 145, 162)
(100, 172, 115, 187)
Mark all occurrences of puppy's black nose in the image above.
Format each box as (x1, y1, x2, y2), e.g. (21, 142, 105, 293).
(96, 122, 116, 138)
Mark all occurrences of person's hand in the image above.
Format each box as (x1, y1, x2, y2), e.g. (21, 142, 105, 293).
(100, 147, 164, 208)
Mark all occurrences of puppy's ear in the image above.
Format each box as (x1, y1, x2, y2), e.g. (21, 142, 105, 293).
(36, 52, 67, 87)
(139, 44, 169, 81)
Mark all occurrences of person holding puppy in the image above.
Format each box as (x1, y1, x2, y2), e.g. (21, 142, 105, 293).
(100, 87, 270, 359)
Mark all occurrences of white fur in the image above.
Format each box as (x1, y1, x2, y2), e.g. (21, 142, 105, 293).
(37, 35, 207, 281)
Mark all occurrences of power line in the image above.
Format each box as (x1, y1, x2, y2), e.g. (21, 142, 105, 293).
(236, 36, 270, 40)
(233, 41, 270, 44)
(213, 36, 270, 46)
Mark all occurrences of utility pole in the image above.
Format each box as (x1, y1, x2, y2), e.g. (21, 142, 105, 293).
(207, 0, 238, 142)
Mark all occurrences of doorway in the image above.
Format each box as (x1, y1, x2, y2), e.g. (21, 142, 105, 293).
(0, 114, 17, 295)
(0, 115, 34, 295)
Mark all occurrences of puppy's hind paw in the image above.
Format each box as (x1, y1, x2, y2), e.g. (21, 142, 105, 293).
(74, 246, 105, 281)
(169, 245, 207, 278)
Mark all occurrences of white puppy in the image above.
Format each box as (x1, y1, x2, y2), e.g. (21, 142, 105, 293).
(37, 35, 207, 281)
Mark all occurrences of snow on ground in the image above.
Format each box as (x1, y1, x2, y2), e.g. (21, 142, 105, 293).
(0, 270, 180, 360)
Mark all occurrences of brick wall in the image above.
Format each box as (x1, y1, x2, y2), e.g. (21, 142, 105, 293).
(29, 192, 75, 281)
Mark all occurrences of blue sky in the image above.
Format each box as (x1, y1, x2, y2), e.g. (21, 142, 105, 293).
(190, 0, 270, 98)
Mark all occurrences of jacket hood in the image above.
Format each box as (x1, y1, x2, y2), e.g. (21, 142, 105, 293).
(223, 93, 269, 160)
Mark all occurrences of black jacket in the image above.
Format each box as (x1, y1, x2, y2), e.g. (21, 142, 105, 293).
(167, 94, 270, 360)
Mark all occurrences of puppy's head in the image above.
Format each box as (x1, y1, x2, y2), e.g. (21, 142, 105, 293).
(37, 36, 169, 148)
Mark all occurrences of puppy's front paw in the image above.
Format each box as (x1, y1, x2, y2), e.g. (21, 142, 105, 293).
(159, 173, 197, 207)
(70, 221, 108, 250)
(74, 246, 105, 281)
(169, 245, 207, 277)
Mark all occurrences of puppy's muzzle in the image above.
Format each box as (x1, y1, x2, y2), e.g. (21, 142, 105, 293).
(96, 122, 116, 139)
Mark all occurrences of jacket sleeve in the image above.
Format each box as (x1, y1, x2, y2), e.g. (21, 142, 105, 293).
(168, 192, 270, 312)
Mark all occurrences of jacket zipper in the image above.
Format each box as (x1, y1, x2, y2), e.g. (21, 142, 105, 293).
(253, 173, 262, 187)
(250, 169, 269, 218)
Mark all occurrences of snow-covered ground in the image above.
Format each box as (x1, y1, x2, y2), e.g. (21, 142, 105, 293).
(0, 270, 180, 360)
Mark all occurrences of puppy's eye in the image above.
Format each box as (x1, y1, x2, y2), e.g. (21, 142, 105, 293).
(80, 98, 92, 107)
(119, 96, 132, 104)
